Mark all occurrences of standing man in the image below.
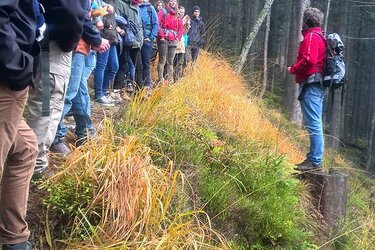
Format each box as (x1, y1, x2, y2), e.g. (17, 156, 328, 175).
(139, 0, 159, 90)
(187, 5, 206, 63)
(27, 0, 86, 177)
(0, 1, 38, 249)
(288, 8, 326, 172)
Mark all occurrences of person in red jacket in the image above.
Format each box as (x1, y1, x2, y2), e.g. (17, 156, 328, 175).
(288, 7, 326, 171)
(157, 0, 183, 83)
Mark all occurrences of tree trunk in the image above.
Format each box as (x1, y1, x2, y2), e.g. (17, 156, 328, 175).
(234, 0, 275, 73)
(284, 0, 310, 125)
(324, 0, 332, 33)
(260, 11, 271, 98)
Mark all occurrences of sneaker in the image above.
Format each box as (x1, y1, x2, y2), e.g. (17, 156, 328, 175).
(2, 241, 33, 250)
(295, 159, 322, 172)
(109, 92, 123, 103)
(95, 95, 115, 107)
(143, 86, 152, 98)
(50, 140, 71, 155)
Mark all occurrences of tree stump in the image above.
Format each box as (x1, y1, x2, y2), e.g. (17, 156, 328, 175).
(301, 171, 349, 233)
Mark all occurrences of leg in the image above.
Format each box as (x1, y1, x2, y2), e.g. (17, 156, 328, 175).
(141, 41, 153, 87)
(157, 40, 168, 81)
(73, 51, 96, 140)
(166, 42, 177, 82)
(191, 46, 200, 63)
(113, 46, 129, 90)
(102, 44, 119, 94)
(301, 85, 325, 166)
(55, 52, 86, 143)
(94, 48, 110, 99)
(0, 121, 37, 245)
(0, 84, 37, 244)
(27, 42, 72, 174)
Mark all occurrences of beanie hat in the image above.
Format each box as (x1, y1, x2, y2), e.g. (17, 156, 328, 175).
(192, 6, 201, 13)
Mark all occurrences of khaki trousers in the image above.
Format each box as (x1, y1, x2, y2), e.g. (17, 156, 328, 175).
(27, 42, 72, 174)
(0, 84, 37, 244)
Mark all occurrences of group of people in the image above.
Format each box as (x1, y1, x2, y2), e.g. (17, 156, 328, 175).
(0, 0, 205, 249)
(0, 0, 326, 248)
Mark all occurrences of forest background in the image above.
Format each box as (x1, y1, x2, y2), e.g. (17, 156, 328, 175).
(180, 0, 375, 172)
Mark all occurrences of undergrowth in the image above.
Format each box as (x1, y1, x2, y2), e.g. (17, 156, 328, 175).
(40, 52, 374, 249)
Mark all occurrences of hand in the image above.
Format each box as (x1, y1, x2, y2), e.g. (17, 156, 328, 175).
(144, 38, 151, 42)
(93, 38, 110, 53)
(96, 20, 104, 30)
(287, 66, 292, 73)
(107, 4, 114, 14)
(116, 26, 125, 36)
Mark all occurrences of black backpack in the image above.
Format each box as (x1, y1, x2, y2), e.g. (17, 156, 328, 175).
(321, 33, 346, 89)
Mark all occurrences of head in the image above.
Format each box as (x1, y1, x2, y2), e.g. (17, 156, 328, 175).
(168, 0, 178, 10)
(302, 7, 324, 29)
(178, 6, 185, 18)
(192, 5, 201, 18)
(142, 0, 150, 4)
(154, 0, 164, 11)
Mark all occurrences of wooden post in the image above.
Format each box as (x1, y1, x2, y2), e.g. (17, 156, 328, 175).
(301, 171, 349, 233)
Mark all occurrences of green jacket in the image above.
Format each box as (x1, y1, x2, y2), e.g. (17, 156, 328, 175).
(115, 0, 143, 49)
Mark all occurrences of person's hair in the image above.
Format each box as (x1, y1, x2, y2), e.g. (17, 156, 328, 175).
(154, 0, 165, 9)
(179, 5, 185, 11)
(303, 7, 324, 28)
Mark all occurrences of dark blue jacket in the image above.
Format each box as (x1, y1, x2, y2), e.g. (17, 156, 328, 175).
(0, 0, 37, 90)
(139, 3, 158, 41)
(82, 0, 101, 47)
(39, 0, 86, 52)
(188, 16, 206, 47)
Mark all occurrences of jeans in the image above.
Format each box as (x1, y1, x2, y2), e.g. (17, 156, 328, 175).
(55, 51, 96, 143)
(187, 46, 200, 63)
(94, 44, 119, 99)
(141, 40, 153, 87)
(300, 84, 325, 165)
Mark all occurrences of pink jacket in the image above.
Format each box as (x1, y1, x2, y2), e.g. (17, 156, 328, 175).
(157, 8, 183, 41)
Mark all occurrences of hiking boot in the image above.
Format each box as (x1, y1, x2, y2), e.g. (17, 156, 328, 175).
(95, 95, 115, 107)
(50, 140, 71, 155)
(2, 241, 33, 250)
(295, 159, 322, 172)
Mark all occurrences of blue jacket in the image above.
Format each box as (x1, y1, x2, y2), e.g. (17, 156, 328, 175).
(0, 0, 37, 90)
(139, 3, 158, 41)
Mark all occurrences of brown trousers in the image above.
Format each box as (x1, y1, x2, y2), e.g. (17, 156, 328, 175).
(0, 83, 37, 244)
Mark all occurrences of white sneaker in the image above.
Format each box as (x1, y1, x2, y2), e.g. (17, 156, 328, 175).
(95, 95, 115, 107)
(109, 92, 123, 103)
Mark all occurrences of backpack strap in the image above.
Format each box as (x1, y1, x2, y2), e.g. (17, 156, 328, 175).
(39, 32, 51, 117)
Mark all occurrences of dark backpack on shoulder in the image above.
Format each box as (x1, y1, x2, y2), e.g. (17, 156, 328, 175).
(123, 19, 139, 47)
(322, 33, 346, 89)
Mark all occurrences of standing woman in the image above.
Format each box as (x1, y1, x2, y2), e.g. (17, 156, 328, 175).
(94, 0, 119, 106)
(173, 6, 190, 81)
(157, 0, 183, 83)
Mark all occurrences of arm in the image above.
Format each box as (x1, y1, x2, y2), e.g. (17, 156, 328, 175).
(199, 21, 206, 46)
(150, 6, 159, 41)
(40, 0, 86, 52)
(157, 9, 165, 39)
(290, 33, 320, 75)
(82, 2, 102, 47)
(177, 18, 183, 41)
(0, 0, 33, 89)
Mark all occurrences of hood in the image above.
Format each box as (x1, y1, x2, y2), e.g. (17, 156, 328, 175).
(301, 27, 322, 37)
